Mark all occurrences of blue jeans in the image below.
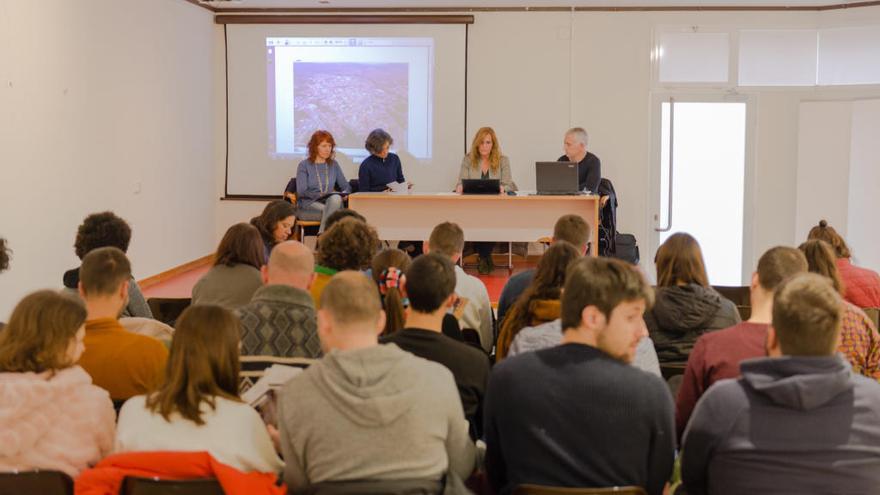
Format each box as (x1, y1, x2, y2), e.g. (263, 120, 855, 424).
(297, 194, 343, 232)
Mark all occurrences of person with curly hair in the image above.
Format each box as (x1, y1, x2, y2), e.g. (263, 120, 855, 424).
(62, 212, 153, 319)
(309, 217, 379, 307)
(0, 238, 10, 273)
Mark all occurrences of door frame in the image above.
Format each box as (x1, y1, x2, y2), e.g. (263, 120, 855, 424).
(646, 91, 758, 286)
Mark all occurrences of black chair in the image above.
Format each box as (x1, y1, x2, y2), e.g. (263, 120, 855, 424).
(121, 476, 224, 495)
(292, 478, 442, 495)
(146, 297, 192, 327)
(513, 484, 647, 495)
(712, 286, 750, 307)
(0, 470, 73, 495)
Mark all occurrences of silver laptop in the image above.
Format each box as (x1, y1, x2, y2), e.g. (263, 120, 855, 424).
(535, 161, 581, 195)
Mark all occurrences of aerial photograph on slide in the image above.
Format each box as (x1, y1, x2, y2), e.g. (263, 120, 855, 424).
(293, 62, 409, 151)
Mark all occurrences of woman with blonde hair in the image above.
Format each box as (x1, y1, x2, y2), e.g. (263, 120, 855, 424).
(455, 127, 518, 273)
(799, 239, 880, 379)
(115, 305, 282, 473)
(645, 233, 739, 363)
(807, 219, 880, 308)
(0, 290, 115, 477)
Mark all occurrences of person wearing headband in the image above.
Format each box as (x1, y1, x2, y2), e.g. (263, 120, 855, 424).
(380, 253, 490, 440)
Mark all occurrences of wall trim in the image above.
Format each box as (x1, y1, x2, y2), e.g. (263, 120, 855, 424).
(138, 254, 214, 289)
(197, 0, 880, 14)
(216, 14, 475, 24)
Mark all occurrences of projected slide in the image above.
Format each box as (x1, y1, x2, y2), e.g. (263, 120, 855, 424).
(267, 37, 433, 160)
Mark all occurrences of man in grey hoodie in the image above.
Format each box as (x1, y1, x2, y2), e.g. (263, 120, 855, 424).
(682, 273, 880, 495)
(277, 271, 476, 491)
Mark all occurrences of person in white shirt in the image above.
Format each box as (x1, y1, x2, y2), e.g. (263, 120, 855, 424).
(424, 222, 494, 353)
(115, 305, 282, 473)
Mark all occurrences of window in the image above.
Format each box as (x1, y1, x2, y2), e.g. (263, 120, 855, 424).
(658, 32, 730, 83)
(738, 29, 817, 86)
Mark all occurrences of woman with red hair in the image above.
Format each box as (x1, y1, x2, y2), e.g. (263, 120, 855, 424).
(295, 130, 351, 232)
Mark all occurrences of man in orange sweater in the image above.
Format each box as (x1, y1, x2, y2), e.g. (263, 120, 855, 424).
(77, 247, 167, 402)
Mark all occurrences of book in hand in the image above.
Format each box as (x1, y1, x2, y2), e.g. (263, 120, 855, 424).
(317, 191, 349, 201)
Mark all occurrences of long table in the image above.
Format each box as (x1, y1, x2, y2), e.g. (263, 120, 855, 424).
(348, 192, 600, 257)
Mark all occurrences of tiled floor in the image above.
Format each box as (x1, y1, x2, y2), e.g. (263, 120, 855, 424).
(142, 256, 536, 304)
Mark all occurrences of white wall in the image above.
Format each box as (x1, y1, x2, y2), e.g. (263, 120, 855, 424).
(848, 99, 880, 271)
(0, 0, 215, 319)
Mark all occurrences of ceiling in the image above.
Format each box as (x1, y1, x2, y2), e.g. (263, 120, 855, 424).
(202, 0, 864, 9)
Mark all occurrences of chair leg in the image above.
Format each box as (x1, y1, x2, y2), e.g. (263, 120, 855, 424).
(508, 242, 513, 272)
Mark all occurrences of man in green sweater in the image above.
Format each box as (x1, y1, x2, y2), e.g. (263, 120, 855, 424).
(277, 271, 475, 491)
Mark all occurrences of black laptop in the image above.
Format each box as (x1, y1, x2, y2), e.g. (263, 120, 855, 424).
(535, 161, 582, 195)
(462, 179, 500, 195)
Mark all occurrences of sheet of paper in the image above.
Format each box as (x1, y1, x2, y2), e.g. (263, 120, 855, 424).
(386, 182, 408, 194)
(242, 364, 303, 407)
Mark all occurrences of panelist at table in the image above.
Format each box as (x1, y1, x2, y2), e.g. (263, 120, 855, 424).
(295, 130, 351, 233)
(357, 128, 411, 192)
(557, 127, 601, 194)
(455, 126, 518, 274)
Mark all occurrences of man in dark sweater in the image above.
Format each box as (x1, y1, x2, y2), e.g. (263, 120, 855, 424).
(496, 214, 591, 326)
(557, 127, 601, 194)
(676, 246, 807, 438)
(381, 253, 490, 439)
(681, 273, 880, 495)
(485, 257, 674, 495)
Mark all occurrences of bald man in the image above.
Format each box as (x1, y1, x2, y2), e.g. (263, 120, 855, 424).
(236, 240, 322, 358)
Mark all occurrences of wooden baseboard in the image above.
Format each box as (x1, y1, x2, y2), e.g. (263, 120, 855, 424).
(138, 255, 213, 289)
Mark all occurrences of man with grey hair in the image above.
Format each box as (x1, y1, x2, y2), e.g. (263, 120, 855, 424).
(558, 127, 601, 194)
(357, 128, 411, 193)
(236, 240, 321, 358)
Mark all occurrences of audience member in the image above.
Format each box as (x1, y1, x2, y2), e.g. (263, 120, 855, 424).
(77, 247, 168, 401)
(0, 238, 9, 328)
(800, 239, 880, 379)
(496, 241, 580, 360)
(557, 127, 601, 194)
(675, 246, 808, 438)
(425, 222, 493, 352)
(295, 130, 352, 233)
(323, 208, 366, 233)
(381, 254, 490, 439)
(236, 240, 321, 358)
(485, 257, 673, 495)
(116, 305, 282, 473)
(62, 212, 152, 318)
(808, 219, 880, 308)
(681, 273, 880, 494)
(371, 248, 412, 336)
(371, 248, 464, 341)
(0, 237, 9, 273)
(191, 222, 264, 310)
(250, 200, 296, 261)
(0, 291, 114, 477)
(497, 214, 590, 325)
(277, 272, 475, 489)
(646, 233, 740, 363)
(311, 217, 379, 306)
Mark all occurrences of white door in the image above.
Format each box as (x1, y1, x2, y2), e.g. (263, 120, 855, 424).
(650, 95, 752, 286)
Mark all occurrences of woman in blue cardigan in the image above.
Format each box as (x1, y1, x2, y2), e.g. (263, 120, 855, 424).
(295, 130, 351, 232)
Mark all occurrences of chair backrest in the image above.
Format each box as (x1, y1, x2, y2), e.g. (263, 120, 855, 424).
(0, 470, 73, 495)
(293, 478, 442, 495)
(284, 178, 298, 204)
(865, 308, 879, 329)
(513, 484, 647, 495)
(121, 477, 224, 495)
(239, 355, 317, 394)
(146, 297, 192, 327)
(712, 286, 750, 307)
